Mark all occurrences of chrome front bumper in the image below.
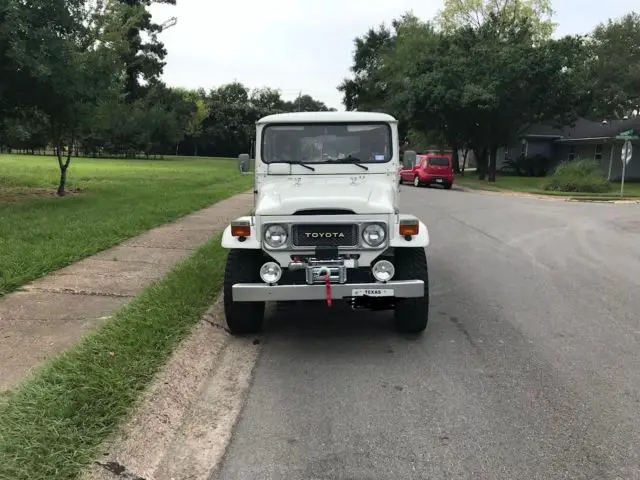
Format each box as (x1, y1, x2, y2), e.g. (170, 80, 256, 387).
(232, 280, 424, 302)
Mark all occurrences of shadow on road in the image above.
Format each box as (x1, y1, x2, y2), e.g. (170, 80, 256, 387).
(262, 301, 424, 343)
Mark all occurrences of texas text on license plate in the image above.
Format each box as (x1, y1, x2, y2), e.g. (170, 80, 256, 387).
(351, 288, 394, 297)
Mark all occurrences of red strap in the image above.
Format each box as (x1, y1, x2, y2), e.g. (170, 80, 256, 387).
(324, 272, 332, 307)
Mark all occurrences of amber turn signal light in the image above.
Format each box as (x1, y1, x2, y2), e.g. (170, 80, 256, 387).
(231, 222, 250, 237)
(399, 220, 419, 236)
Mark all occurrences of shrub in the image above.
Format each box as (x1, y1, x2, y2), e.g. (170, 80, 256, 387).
(502, 154, 551, 177)
(542, 158, 610, 193)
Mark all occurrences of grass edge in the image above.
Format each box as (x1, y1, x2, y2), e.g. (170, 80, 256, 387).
(0, 232, 230, 480)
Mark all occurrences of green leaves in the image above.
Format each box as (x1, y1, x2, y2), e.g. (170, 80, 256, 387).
(340, 5, 591, 180)
(436, 0, 556, 41)
(582, 12, 640, 119)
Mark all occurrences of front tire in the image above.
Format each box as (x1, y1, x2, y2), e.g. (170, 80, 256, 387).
(393, 247, 429, 334)
(444, 182, 453, 190)
(223, 249, 265, 335)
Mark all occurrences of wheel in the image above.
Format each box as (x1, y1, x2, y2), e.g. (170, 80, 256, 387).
(223, 249, 265, 335)
(393, 247, 429, 334)
(413, 175, 421, 187)
(444, 182, 453, 190)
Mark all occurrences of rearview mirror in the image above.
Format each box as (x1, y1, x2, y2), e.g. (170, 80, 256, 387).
(238, 153, 252, 174)
(403, 150, 416, 169)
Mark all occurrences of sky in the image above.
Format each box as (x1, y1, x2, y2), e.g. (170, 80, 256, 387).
(149, 0, 637, 111)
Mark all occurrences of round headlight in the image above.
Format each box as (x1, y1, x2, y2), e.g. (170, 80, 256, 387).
(362, 223, 386, 247)
(260, 262, 282, 284)
(372, 260, 395, 282)
(264, 224, 288, 248)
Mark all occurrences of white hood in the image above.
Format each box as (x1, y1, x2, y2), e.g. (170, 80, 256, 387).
(255, 175, 396, 215)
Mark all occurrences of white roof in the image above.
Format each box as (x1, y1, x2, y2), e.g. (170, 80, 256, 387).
(257, 111, 397, 124)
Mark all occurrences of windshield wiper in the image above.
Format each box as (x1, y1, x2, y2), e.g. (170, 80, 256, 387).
(339, 157, 369, 171)
(290, 160, 315, 171)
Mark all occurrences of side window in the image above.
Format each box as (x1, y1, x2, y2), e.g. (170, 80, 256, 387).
(568, 145, 575, 161)
(594, 144, 603, 161)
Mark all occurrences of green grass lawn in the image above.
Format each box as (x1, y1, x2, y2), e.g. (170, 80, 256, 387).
(0, 234, 229, 480)
(455, 174, 640, 199)
(0, 154, 251, 295)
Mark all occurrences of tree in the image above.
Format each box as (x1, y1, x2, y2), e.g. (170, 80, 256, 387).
(1, 110, 49, 154)
(4, 0, 121, 194)
(337, 13, 423, 113)
(110, 0, 176, 102)
(436, 0, 556, 41)
(338, 13, 424, 144)
(381, 18, 466, 170)
(287, 94, 333, 112)
(581, 12, 640, 119)
(250, 87, 286, 113)
(183, 96, 208, 156)
(386, 12, 586, 181)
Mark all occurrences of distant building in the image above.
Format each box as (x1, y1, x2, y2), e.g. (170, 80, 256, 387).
(498, 117, 640, 180)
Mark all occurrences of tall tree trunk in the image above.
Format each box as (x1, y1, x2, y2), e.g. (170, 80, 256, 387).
(175, 141, 180, 156)
(56, 139, 72, 197)
(488, 145, 498, 182)
(450, 140, 460, 173)
(475, 147, 488, 180)
(461, 147, 469, 175)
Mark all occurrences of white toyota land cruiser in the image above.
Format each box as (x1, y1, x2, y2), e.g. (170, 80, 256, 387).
(221, 111, 429, 335)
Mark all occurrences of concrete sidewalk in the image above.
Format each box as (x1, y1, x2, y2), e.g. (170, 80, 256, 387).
(0, 191, 253, 393)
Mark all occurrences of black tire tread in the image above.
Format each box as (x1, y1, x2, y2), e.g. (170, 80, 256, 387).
(223, 249, 265, 335)
(393, 247, 429, 333)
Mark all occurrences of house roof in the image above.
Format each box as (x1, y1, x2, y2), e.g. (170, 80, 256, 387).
(521, 124, 564, 138)
(561, 116, 640, 140)
(522, 116, 640, 142)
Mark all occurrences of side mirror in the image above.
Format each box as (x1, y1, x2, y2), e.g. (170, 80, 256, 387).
(403, 150, 416, 169)
(238, 153, 252, 174)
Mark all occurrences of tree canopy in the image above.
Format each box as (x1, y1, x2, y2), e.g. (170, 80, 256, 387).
(338, 5, 638, 180)
(0, 0, 333, 195)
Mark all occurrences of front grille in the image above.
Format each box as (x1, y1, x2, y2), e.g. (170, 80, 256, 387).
(292, 224, 358, 247)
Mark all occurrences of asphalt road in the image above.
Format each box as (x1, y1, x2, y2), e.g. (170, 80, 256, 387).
(212, 186, 640, 480)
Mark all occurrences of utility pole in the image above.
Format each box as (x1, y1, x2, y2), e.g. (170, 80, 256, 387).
(298, 91, 302, 112)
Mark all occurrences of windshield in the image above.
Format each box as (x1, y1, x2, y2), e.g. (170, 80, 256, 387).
(261, 123, 392, 164)
(428, 156, 450, 166)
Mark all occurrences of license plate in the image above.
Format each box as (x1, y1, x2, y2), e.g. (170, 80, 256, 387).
(351, 288, 394, 297)
(436, 178, 443, 183)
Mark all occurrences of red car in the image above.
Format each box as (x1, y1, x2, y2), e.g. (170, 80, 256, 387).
(399, 153, 454, 189)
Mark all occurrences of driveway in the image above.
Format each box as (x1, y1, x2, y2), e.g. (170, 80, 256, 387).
(212, 186, 640, 480)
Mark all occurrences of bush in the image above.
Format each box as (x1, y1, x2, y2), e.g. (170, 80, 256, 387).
(542, 158, 611, 193)
(502, 154, 551, 177)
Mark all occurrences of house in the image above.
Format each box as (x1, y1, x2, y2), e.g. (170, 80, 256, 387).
(498, 117, 640, 180)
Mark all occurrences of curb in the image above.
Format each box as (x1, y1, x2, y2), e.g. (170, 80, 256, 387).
(455, 186, 565, 201)
(566, 198, 640, 204)
(457, 186, 640, 204)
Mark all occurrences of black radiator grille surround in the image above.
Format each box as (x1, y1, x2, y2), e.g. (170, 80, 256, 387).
(292, 224, 358, 247)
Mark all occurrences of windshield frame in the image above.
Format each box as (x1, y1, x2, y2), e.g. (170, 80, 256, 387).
(260, 121, 393, 165)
